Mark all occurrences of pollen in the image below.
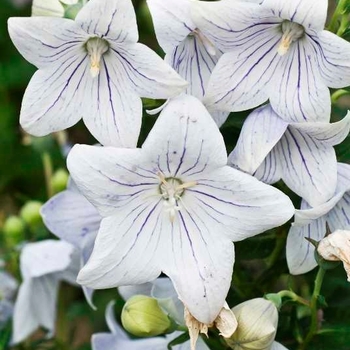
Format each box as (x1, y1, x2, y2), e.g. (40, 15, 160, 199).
(85, 37, 109, 78)
(277, 21, 305, 56)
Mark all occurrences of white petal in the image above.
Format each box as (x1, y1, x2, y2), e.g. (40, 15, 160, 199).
(41, 190, 101, 251)
(204, 30, 282, 112)
(7, 17, 86, 69)
(77, 202, 163, 288)
(228, 105, 287, 174)
(110, 42, 188, 99)
(278, 125, 337, 206)
(337, 163, 350, 192)
(67, 146, 158, 217)
(290, 111, 350, 147)
(31, 0, 65, 17)
(75, 0, 138, 43)
(105, 301, 128, 337)
(118, 283, 153, 300)
(270, 39, 331, 123)
(192, 0, 279, 52)
(147, 0, 194, 52)
(12, 277, 59, 344)
(20, 240, 75, 279)
(287, 216, 326, 275)
(165, 35, 221, 101)
(327, 192, 350, 232)
(311, 31, 350, 88)
(161, 207, 234, 324)
(271, 341, 289, 350)
(210, 110, 230, 128)
(92, 334, 120, 350)
(187, 166, 294, 242)
(262, 0, 327, 33)
(142, 95, 227, 178)
(254, 147, 283, 184)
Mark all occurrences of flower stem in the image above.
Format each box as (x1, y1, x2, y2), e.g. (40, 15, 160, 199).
(331, 89, 350, 103)
(328, 0, 349, 34)
(42, 151, 54, 199)
(277, 290, 310, 307)
(299, 267, 326, 349)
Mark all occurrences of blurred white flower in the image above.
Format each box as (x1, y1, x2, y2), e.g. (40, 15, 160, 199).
(318, 230, 350, 281)
(0, 271, 18, 329)
(31, 0, 79, 17)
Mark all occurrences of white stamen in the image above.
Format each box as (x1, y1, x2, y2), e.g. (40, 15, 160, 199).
(277, 21, 304, 56)
(193, 29, 217, 56)
(86, 37, 109, 78)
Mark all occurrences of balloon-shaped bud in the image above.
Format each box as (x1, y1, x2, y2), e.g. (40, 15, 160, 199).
(121, 295, 171, 338)
(3, 216, 25, 247)
(20, 201, 43, 229)
(51, 169, 69, 193)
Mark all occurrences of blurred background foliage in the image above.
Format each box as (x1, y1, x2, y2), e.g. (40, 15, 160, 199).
(1, 0, 350, 349)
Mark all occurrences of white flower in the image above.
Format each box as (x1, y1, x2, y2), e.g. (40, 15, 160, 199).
(317, 230, 350, 281)
(12, 240, 79, 344)
(147, 0, 228, 126)
(31, 0, 78, 17)
(0, 271, 18, 328)
(40, 179, 102, 308)
(229, 105, 350, 206)
(67, 94, 294, 325)
(92, 300, 209, 350)
(193, 0, 350, 122)
(286, 163, 350, 275)
(226, 298, 288, 350)
(8, 0, 187, 147)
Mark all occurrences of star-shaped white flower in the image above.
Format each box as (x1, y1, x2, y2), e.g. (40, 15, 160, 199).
(41, 179, 102, 308)
(12, 240, 79, 344)
(8, 0, 187, 147)
(147, 0, 228, 126)
(287, 163, 350, 275)
(229, 105, 350, 206)
(193, 0, 350, 122)
(67, 94, 294, 325)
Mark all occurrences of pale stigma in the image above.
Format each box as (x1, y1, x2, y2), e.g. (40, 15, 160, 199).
(192, 29, 217, 56)
(277, 21, 304, 56)
(86, 37, 109, 78)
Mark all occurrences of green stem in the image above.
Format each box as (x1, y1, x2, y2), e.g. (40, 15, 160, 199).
(337, 12, 349, 36)
(299, 267, 326, 349)
(331, 89, 350, 103)
(328, 0, 349, 33)
(42, 152, 54, 199)
(277, 290, 310, 307)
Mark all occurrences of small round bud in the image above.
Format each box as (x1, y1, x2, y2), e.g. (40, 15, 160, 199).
(121, 295, 171, 337)
(3, 216, 25, 247)
(51, 169, 69, 193)
(20, 201, 43, 229)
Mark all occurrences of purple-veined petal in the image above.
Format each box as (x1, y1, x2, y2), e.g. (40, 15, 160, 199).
(77, 201, 163, 288)
(161, 206, 234, 324)
(278, 125, 337, 206)
(327, 192, 350, 232)
(210, 110, 230, 128)
(147, 0, 194, 52)
(310, 31, 350, 88)
(67, 146, 159, 217)
(110, 42, 188, 99)
(204, 28, 283, 112)
(41, 190, 101, 252)
(253, 147, 283, 184)
(228, 105, 287, 174)
(186, 166, 294, 242)
(270, 38, 331, 123)
(165, 35, 221, 100)
(337, 163, 350, 192)
(20, 240, 75, 279)
(262, 0, 327, 33)
(75, 0, 138, 43)
(290, 111, 350, 147)
(12, 276, 59, 344)
(287, 216, 326, 275)
(141, 95, 227, 179)
(7, 17, 87, 69)
(191, 0, 280, 53)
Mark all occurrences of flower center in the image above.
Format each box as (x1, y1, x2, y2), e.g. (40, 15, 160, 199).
(85, 37, 109, 78)
(277, 21, 305, 56)
(191, 29, 217, 56)
(158, 173, 196, 222)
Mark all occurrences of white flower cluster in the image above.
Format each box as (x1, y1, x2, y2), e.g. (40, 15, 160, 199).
(6, 0, 350, 348)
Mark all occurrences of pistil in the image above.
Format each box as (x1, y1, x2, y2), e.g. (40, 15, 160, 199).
(277, 21, 305, 56)
(86, 37, 109, 78)
(192, 29, 217, 56)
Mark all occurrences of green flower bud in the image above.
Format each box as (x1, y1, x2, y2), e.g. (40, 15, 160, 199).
(121, 295, 171, 338)
(20, 201, 43, 229)
(3, 216, 25, 247)
(51, 169, 69, 193)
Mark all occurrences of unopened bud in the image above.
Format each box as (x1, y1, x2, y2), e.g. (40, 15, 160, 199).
(51, 169, 69, 193)
(3, 216, 25, 247)
(121, 295, 171, 337)
(20, 201, 43, 229)
(225, 298, 278, 350)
